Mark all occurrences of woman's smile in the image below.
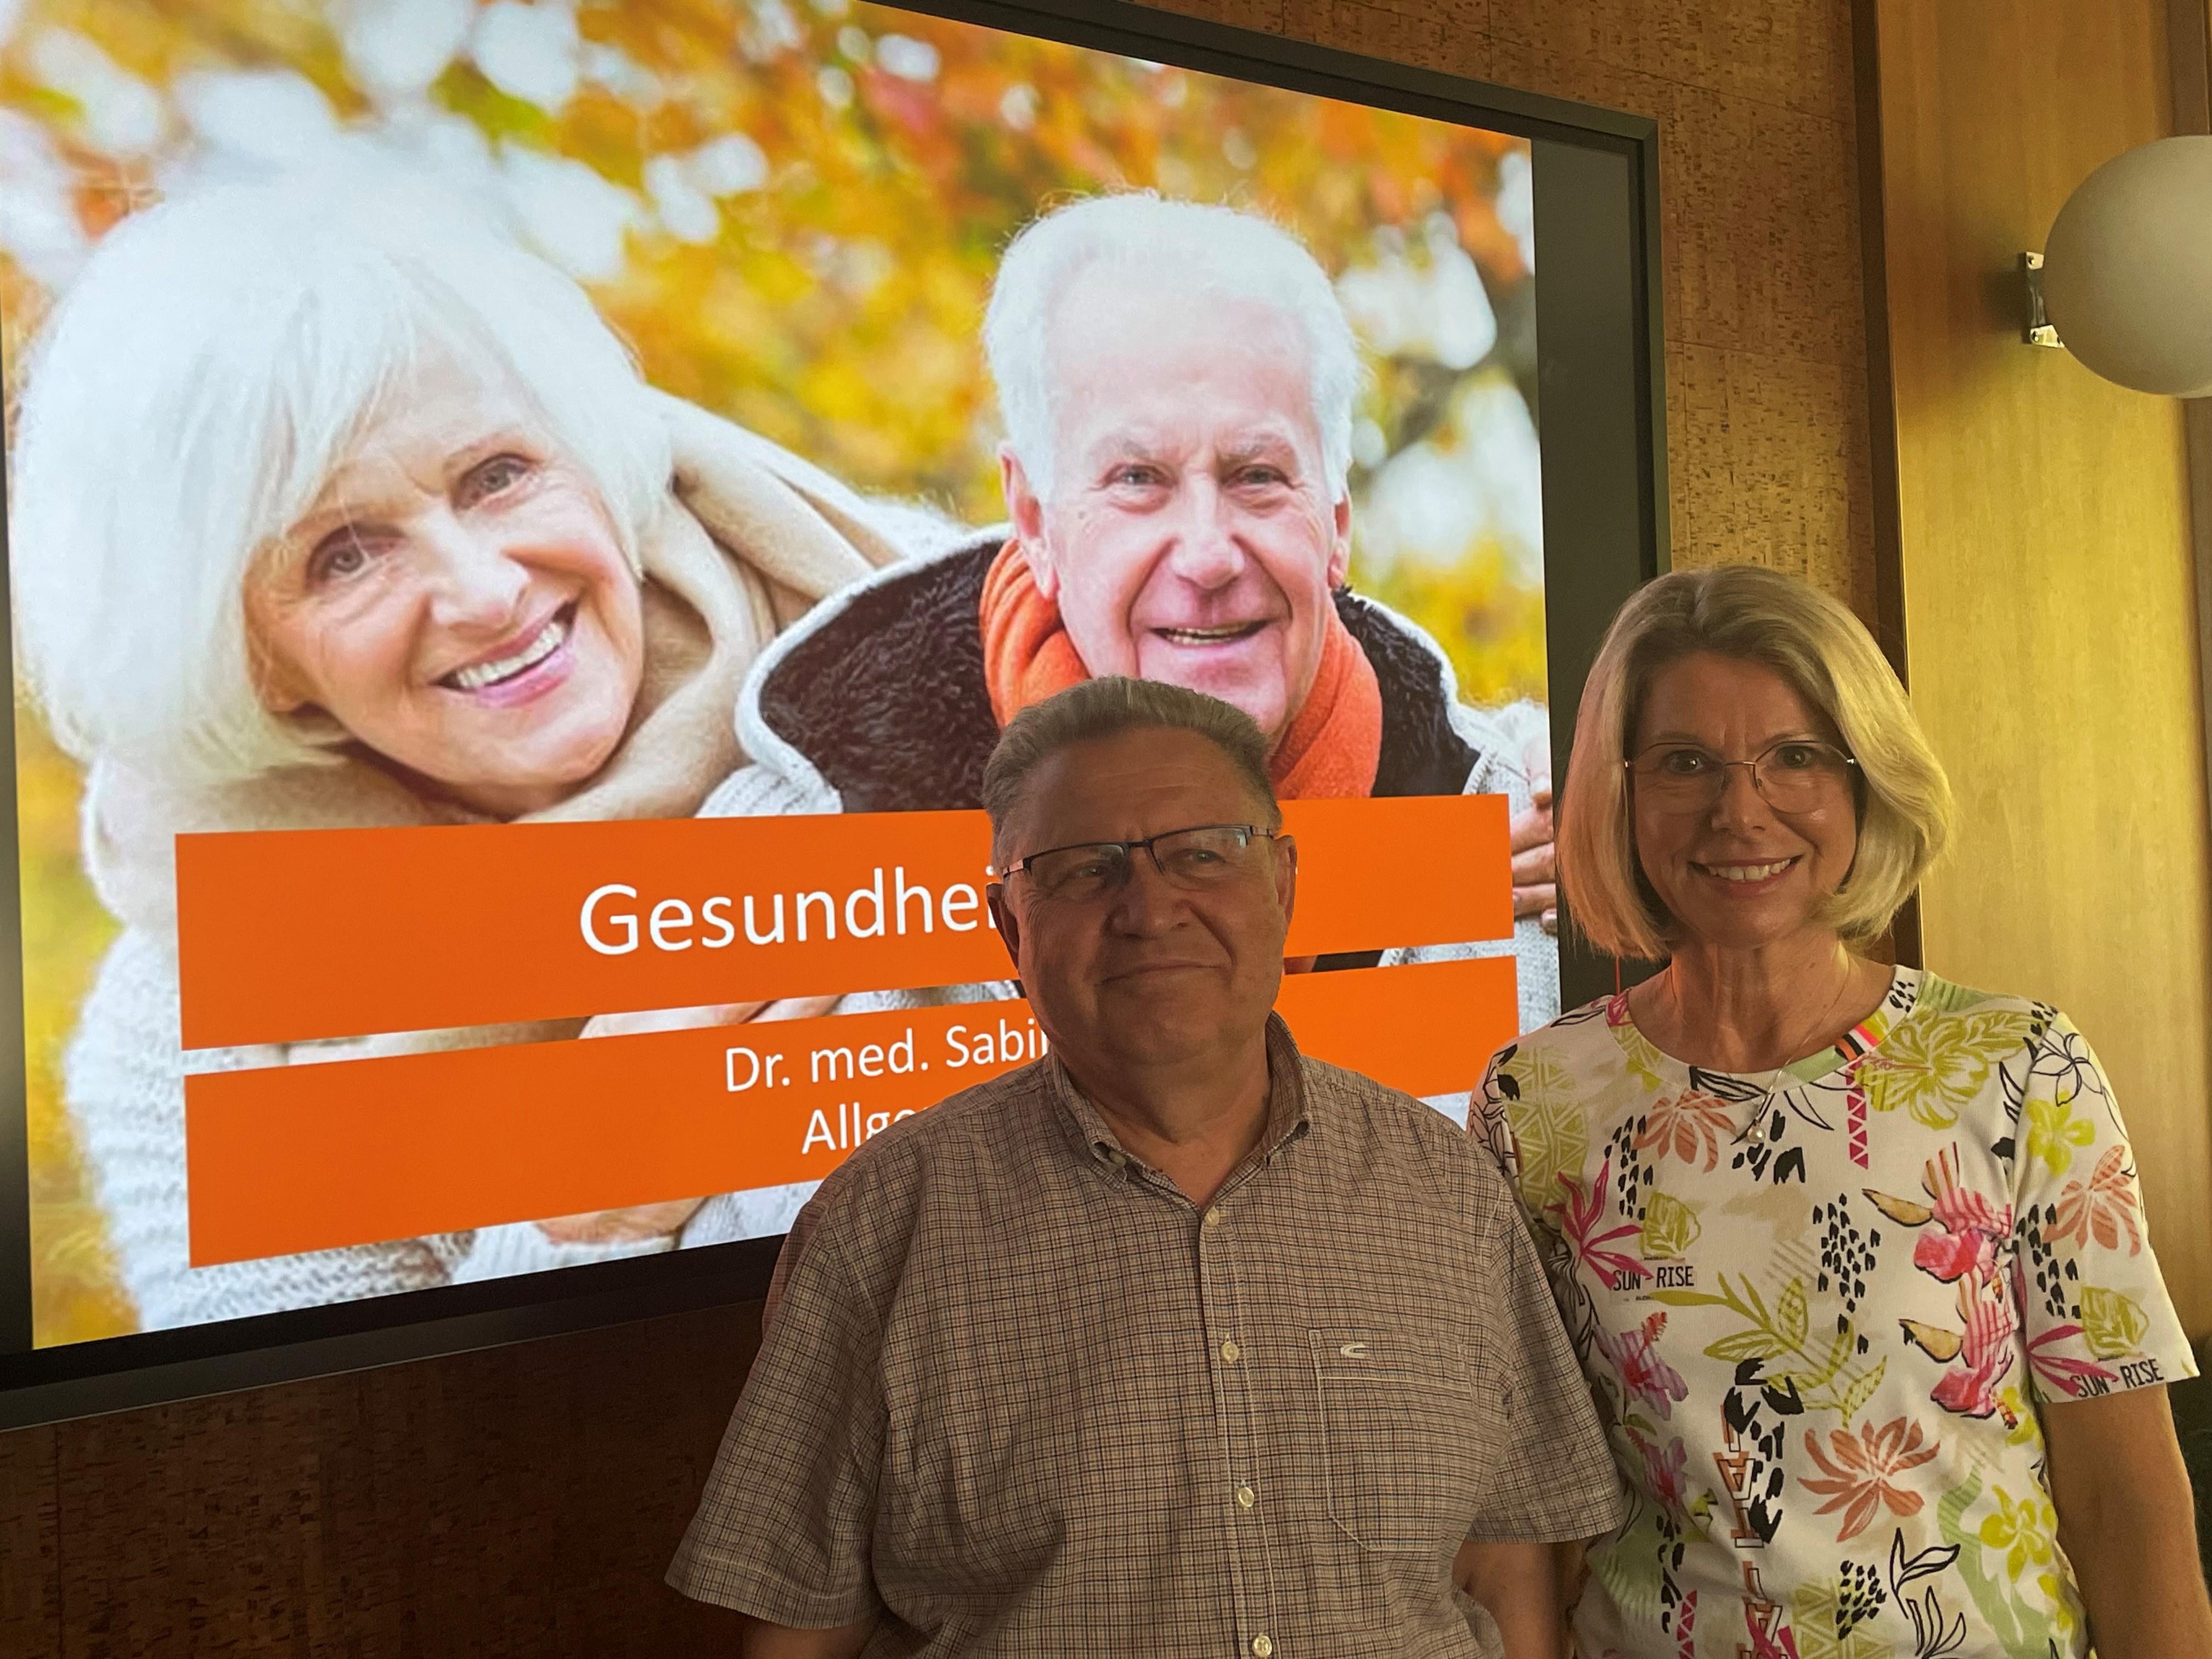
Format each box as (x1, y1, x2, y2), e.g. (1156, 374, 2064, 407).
(437, 601, 578, 706)
(1691, 854, 1801, 888)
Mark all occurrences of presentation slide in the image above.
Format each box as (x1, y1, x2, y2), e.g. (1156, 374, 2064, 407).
(2, 0, 1553, 1345)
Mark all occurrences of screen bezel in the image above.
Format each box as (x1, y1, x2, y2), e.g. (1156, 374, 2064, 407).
(0, 0, 1666, 1428)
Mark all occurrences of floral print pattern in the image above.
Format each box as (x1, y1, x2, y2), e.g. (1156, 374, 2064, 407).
(1475, 968, 2195, 1659)
(1802, 1418, 1938, 1541)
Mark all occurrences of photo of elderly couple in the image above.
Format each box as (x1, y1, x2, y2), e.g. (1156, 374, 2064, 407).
(2, 2, 1555, 1344)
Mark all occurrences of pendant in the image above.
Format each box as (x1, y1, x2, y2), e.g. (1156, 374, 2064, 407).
(1746, 1122, 1767, 1145)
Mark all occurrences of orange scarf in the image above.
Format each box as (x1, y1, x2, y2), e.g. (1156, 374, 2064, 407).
(979, 540, 1383, 798)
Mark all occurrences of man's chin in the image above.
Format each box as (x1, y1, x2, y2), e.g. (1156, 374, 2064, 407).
(1127, 657, 1288, 743)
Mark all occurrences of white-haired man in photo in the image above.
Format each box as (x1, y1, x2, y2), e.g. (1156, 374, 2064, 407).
(708, 193, 1559, 1026)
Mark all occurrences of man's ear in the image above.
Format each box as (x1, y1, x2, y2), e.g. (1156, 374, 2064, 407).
(1274, 833, 1298, 928)
(1327, 494, 1352, 590)
(998, 445, 1060, 601)
(986, 881, 1024, 990)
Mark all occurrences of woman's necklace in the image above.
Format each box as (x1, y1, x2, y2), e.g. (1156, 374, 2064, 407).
(1664, 958, 1860, 1147)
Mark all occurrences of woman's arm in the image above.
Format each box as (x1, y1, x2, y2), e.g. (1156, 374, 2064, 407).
(2041, 1384, 2212, 1657)
(1455, 1540, 1565, 1659)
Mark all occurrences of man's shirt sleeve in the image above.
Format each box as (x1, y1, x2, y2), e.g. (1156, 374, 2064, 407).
(667, 1189, 888, 1626)
(1465, 1154, 1630, 1544)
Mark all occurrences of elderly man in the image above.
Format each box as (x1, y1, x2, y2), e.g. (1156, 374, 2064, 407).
(707, 193, 1558, 1030)
(668, 677, 1624, 1657)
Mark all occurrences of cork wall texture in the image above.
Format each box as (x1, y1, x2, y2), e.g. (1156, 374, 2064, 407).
(1157, 0, 1876, 617)
(0, 4, 1874, 1657)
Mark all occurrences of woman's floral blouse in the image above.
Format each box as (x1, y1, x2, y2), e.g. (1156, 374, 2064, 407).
(1474, 967, 2196, 1659)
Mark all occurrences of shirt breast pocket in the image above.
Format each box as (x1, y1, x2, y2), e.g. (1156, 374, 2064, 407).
(1309, 1327, 1488, 1556)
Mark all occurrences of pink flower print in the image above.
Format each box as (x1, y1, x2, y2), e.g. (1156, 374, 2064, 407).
(1629, 1428, 1693, 1519)
(1908, 1271, 2019, 1424)
(1869, 1148, 2021, 1423)
(1549, 1157, 1647, 1288)
(1596, 1312, 1690, 1419)
(2023, 1323, 2119, 1399)
(1745, 1603, 1801, 1659)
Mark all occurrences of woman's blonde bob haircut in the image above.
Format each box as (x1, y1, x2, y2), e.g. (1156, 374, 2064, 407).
(8, 165, 669, 787)
(1559, 565, 1955, 960)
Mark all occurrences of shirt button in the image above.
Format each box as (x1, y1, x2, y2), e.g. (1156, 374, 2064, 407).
(1220, 1339, 1242, 1363)
(1252, 1638, 1273, 1657)
(1237, 1485, 1255, 1509)
(1204, 1206, 1223, 1226)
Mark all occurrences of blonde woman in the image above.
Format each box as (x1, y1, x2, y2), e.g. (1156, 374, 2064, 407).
(9, 169, 932, 1330)
(1474, 566, 2210, 1657)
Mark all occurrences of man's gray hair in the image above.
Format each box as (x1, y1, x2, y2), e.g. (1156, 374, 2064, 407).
(983, 678, 1280, 865)
(982, 193, 1361, 502)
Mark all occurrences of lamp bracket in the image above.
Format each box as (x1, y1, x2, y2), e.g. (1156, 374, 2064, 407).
(2021, 251, 2062, 347)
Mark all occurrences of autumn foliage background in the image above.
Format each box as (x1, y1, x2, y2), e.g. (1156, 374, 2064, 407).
(0, 0, 1545, 1345)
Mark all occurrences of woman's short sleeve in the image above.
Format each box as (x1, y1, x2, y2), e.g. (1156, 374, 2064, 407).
(2010, 1014, 2199, 1403)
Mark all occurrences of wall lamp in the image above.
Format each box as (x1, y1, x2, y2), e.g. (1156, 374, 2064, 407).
(2025, 135, 2212, 396)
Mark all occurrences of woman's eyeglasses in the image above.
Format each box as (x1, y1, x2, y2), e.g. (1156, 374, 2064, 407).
(1625, 740, 1858, 813)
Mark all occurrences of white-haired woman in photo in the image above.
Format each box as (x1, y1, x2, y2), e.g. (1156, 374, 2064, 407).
(1473, 565, 2210, 1657)
(9, 171, 927, 1330)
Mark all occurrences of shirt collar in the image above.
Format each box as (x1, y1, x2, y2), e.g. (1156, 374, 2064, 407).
(1047, 1012, 1314, 1177)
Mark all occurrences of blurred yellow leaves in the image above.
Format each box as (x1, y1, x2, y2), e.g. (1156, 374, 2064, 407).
(17, 709, 131, 1345)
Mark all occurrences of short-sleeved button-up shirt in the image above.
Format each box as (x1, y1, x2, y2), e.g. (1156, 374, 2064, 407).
(669, 1015, 1626, 1657)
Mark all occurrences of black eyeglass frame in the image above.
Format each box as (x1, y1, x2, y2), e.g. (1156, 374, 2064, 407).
(1003, 822, 1288, 890)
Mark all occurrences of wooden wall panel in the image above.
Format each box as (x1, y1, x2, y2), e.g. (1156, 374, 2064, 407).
(1866, 0, 2212, 1332)
(0, 1423, 60, 1659)
(0, 3, 1886, 1655)
(17, 1305, 760, 1659)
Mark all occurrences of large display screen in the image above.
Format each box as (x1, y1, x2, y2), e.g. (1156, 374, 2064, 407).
(0, 0, 1660, 1415)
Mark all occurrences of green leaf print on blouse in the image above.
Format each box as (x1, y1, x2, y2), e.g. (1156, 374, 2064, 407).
(1788, 1575, 1893, 1659)
(1608, 1005, 1672, 1091)
(2023, 1087, 2096, 1178)
(1861, 1009, 2036, 1130)
(1938, 1475, 2075, 1656)
(1976, 1486, 2056, 1582)
(2078, 1285, 2151, 1358)
(1652, 1273, 1887, 1418)
(1640, 1190, 1702, 1258)
(1494, 1047, 1589, 1214)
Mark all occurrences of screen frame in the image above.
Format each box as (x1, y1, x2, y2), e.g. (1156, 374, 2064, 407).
(0, 0, 1666, 1429)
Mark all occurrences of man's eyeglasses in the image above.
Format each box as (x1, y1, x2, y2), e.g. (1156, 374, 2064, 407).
(1003, 823, 1284, 902)
(1626, 739, 1859, 813)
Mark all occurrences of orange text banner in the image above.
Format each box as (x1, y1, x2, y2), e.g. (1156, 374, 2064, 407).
(184, 956, 1517, 1266)
(176, 795, 1511, 1049)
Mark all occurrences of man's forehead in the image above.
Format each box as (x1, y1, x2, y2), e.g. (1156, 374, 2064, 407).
(1048, 274, 1310, 377)
(1079, 419, 1307, 466)
(1012, 730, 1267, 845)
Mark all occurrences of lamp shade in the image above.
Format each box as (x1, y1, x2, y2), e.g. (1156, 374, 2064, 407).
(2041, 135, 2212, 397)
